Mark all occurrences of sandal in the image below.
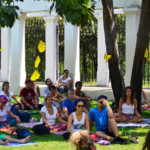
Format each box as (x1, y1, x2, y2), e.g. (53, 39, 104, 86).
(130, 135, 139, 144)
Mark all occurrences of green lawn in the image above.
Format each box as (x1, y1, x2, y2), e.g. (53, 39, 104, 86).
(0, 97, 149, 150)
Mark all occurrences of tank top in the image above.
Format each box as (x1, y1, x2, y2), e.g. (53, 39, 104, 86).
(71, 112, 85, 132)
(122, 103, 135, 114)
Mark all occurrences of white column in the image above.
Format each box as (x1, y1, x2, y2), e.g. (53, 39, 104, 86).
(64, 23, 80, 88)
(124, 8, 140, 86)
(9, 14, 27, 94)
(1, 28, 11, 81)
(95, 13, 109, 86)
(44, 16, 59, 84)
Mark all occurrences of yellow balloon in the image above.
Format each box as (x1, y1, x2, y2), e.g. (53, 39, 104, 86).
(34, 56, 41, 68)
(31, 70, 40, 81)
(38, 40, 45, 53)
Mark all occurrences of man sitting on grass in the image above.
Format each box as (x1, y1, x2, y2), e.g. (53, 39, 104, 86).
(89, 95, 126, 144)
(19, 79, 43, 110)
(62, 89, 78, 120)
(75, 81, 92, 111)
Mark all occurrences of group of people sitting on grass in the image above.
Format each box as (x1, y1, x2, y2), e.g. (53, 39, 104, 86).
(0, 69, 149, 147)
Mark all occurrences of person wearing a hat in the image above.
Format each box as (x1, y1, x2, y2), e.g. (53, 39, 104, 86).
(19, 79, 43, 110)
(0, 95, 21, 128)
(89, 95, 126, 144)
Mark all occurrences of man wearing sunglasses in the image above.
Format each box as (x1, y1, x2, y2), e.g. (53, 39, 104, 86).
(89, 95, 126, 144)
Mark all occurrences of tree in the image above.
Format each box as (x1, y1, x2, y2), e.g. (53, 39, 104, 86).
(0, 0, 23, 28)
(50, 0, 150, 111)
(131, 0, 150, 113)
(101, 0, 125, 106)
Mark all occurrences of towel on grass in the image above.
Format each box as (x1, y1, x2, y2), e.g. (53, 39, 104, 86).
(117, 118, 150, 128)
(1, 142, 38, 147)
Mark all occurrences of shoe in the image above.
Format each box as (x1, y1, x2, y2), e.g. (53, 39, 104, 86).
(130, 136, 139, 144)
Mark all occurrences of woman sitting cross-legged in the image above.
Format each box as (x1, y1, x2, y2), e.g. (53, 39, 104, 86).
(115, 86, 143, 123)
(40, 95, 67, 132)
(63, 100, 90, 140)
(0, 95, 21, 129)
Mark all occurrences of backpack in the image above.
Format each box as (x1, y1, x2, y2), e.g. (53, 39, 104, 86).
(11, 127, 31, 139)
(32, 124, 50, 135)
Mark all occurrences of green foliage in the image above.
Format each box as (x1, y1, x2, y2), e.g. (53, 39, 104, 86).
(0, 0, 23, 28)
(50, 0, 95, 27)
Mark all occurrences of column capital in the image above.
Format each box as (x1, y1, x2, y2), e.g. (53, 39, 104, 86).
(43, 12, 59, 22)
(123, 7, 140, 14)
(18, 13, 27, 20)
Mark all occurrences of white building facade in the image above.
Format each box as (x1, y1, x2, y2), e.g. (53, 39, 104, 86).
(0, 0, 141, 94)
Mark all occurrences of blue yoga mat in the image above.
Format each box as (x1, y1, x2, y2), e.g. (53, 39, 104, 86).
(2, 142, 38, 147)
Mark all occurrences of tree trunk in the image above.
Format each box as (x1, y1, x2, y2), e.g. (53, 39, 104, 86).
(101, 0, 125, 106)
(130, 0, 150, 113)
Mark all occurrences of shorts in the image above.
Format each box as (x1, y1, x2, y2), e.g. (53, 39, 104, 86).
(0, 133, 7, 140)
(98, 128, 115, 137)
(121, 113, 134, 120)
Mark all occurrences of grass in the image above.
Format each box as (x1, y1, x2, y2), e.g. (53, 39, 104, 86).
(0, 97, 149, 150)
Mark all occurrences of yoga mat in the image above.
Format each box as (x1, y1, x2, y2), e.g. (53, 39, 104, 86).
(117, 118, 150, 128)
(1, 142, 38, 147)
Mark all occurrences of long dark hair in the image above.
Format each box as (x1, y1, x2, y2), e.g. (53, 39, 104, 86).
(73, 100, 84, 112)
(2, 81, 9, 91)
(122, 86, 134, 105)
(143, 130, 150, 150)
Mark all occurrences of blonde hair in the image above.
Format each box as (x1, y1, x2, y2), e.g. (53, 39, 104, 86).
(69, 131, 94, 150)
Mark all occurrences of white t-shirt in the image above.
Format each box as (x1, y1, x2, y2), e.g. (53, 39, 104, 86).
(0, 104, 10, 121)
(0, 91, 14, 103)
(60, 75, 71, 85)
(40, 106, 58, 125)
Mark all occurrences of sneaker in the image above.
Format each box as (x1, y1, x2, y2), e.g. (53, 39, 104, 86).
(130, 136, 139, 144)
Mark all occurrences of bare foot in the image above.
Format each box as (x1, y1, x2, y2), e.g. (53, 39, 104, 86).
(4, 140, 10, 145)
(20, 136, 31, 144)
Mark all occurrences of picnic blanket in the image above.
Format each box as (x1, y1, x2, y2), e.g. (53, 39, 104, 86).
(1, 142, 38, 147)
(0, 127, 17, 135)
(18, 122, 41, 128)
(117, 118, 150, 128)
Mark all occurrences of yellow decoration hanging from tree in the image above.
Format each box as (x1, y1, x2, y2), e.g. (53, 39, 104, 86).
(34, 56, 41, 68)
(104, 52, 112, 63)
(38, 40, 45, 53)
(0, 48, 6, 51)
(31, 70, 40, 81)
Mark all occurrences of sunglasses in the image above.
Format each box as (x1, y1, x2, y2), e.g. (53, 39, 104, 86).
(77, 105, 84, 108)
(98, 101, 103, 104)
